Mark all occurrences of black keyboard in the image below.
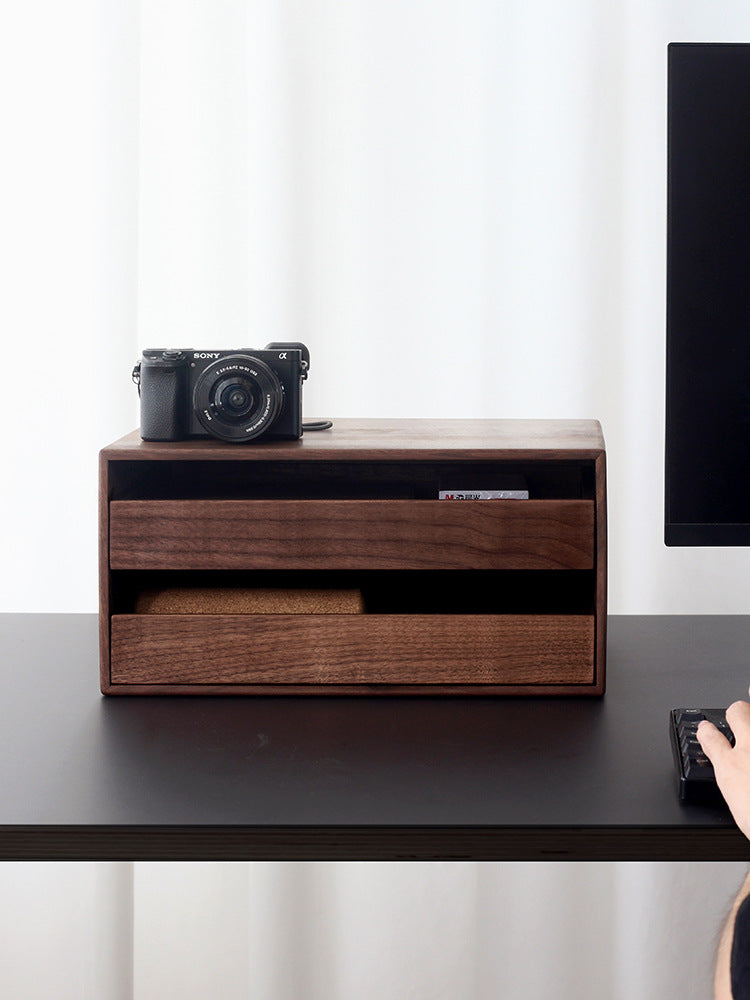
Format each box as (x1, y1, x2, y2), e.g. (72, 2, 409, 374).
(670, 708, 735, 802)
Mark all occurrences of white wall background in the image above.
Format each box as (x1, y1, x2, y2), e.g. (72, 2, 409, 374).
(3, 0, 750, 612)
(1, 3, 749, 1000)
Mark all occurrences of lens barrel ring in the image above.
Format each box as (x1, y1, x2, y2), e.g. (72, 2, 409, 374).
(193, 354, 283, 442)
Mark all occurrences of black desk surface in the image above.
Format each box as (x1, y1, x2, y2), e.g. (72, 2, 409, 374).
(1, 614, 748, 860)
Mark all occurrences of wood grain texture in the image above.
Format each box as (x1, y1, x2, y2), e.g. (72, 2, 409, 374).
(100, 418, 607, 694)
(109, 499, 595, 571)
(101, 418, 606, 462)
(110, 613, 595, 687)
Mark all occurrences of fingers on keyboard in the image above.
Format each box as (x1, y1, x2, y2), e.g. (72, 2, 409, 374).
(698, 720, 732, 762)
(725, 701, 750, 744)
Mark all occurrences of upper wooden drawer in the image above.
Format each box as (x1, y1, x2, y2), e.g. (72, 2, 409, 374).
(108, 499, 595, 571)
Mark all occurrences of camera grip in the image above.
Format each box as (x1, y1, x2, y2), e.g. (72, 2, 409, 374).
(140, 363, 188, 440)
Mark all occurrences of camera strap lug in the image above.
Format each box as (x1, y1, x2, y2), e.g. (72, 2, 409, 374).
(132, 362, 141, 396)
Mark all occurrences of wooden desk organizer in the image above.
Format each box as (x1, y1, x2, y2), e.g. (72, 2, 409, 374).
(99, 419, 606, 695)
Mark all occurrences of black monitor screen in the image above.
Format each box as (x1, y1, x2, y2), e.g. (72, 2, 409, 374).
(666, 43, 750, 545)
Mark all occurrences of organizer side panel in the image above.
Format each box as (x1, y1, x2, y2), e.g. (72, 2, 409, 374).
(594, 452, 608, 694)
(99, 453, 111, 692)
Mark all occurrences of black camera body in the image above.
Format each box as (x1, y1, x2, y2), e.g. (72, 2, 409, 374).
(135, 343, 309, 443)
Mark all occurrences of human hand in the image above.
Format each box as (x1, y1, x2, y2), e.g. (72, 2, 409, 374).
(697, 696, 750, 840)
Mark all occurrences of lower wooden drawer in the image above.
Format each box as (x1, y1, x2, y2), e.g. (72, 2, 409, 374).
(108, 613, 596, 693)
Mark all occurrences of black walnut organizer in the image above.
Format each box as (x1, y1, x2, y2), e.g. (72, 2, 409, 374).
(99, 418, 606, 695)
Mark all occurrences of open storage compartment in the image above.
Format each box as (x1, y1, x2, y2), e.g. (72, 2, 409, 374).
(100, 419, 606, 694)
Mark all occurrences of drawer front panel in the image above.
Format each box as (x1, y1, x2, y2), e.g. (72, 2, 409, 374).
(109, 499, 594, 571)
(110, 613, 595, 687)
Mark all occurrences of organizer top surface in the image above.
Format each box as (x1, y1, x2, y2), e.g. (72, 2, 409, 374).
(102, 418, 606, 462)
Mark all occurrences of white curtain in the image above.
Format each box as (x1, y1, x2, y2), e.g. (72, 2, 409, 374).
(0, 862, 744, 999)
(5, 0, 750, 611)
(125, 0, 750, 617)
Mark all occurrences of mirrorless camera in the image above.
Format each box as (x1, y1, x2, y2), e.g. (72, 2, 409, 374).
(133, 343, 309, 443)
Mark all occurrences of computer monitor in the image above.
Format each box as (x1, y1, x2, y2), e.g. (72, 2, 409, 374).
(666, 42, 750, 545)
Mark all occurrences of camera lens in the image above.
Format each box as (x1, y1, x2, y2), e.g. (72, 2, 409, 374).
(228, 388, 247, 410)
(215, 378, 255, 419)
(193, 354, 283, 442)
